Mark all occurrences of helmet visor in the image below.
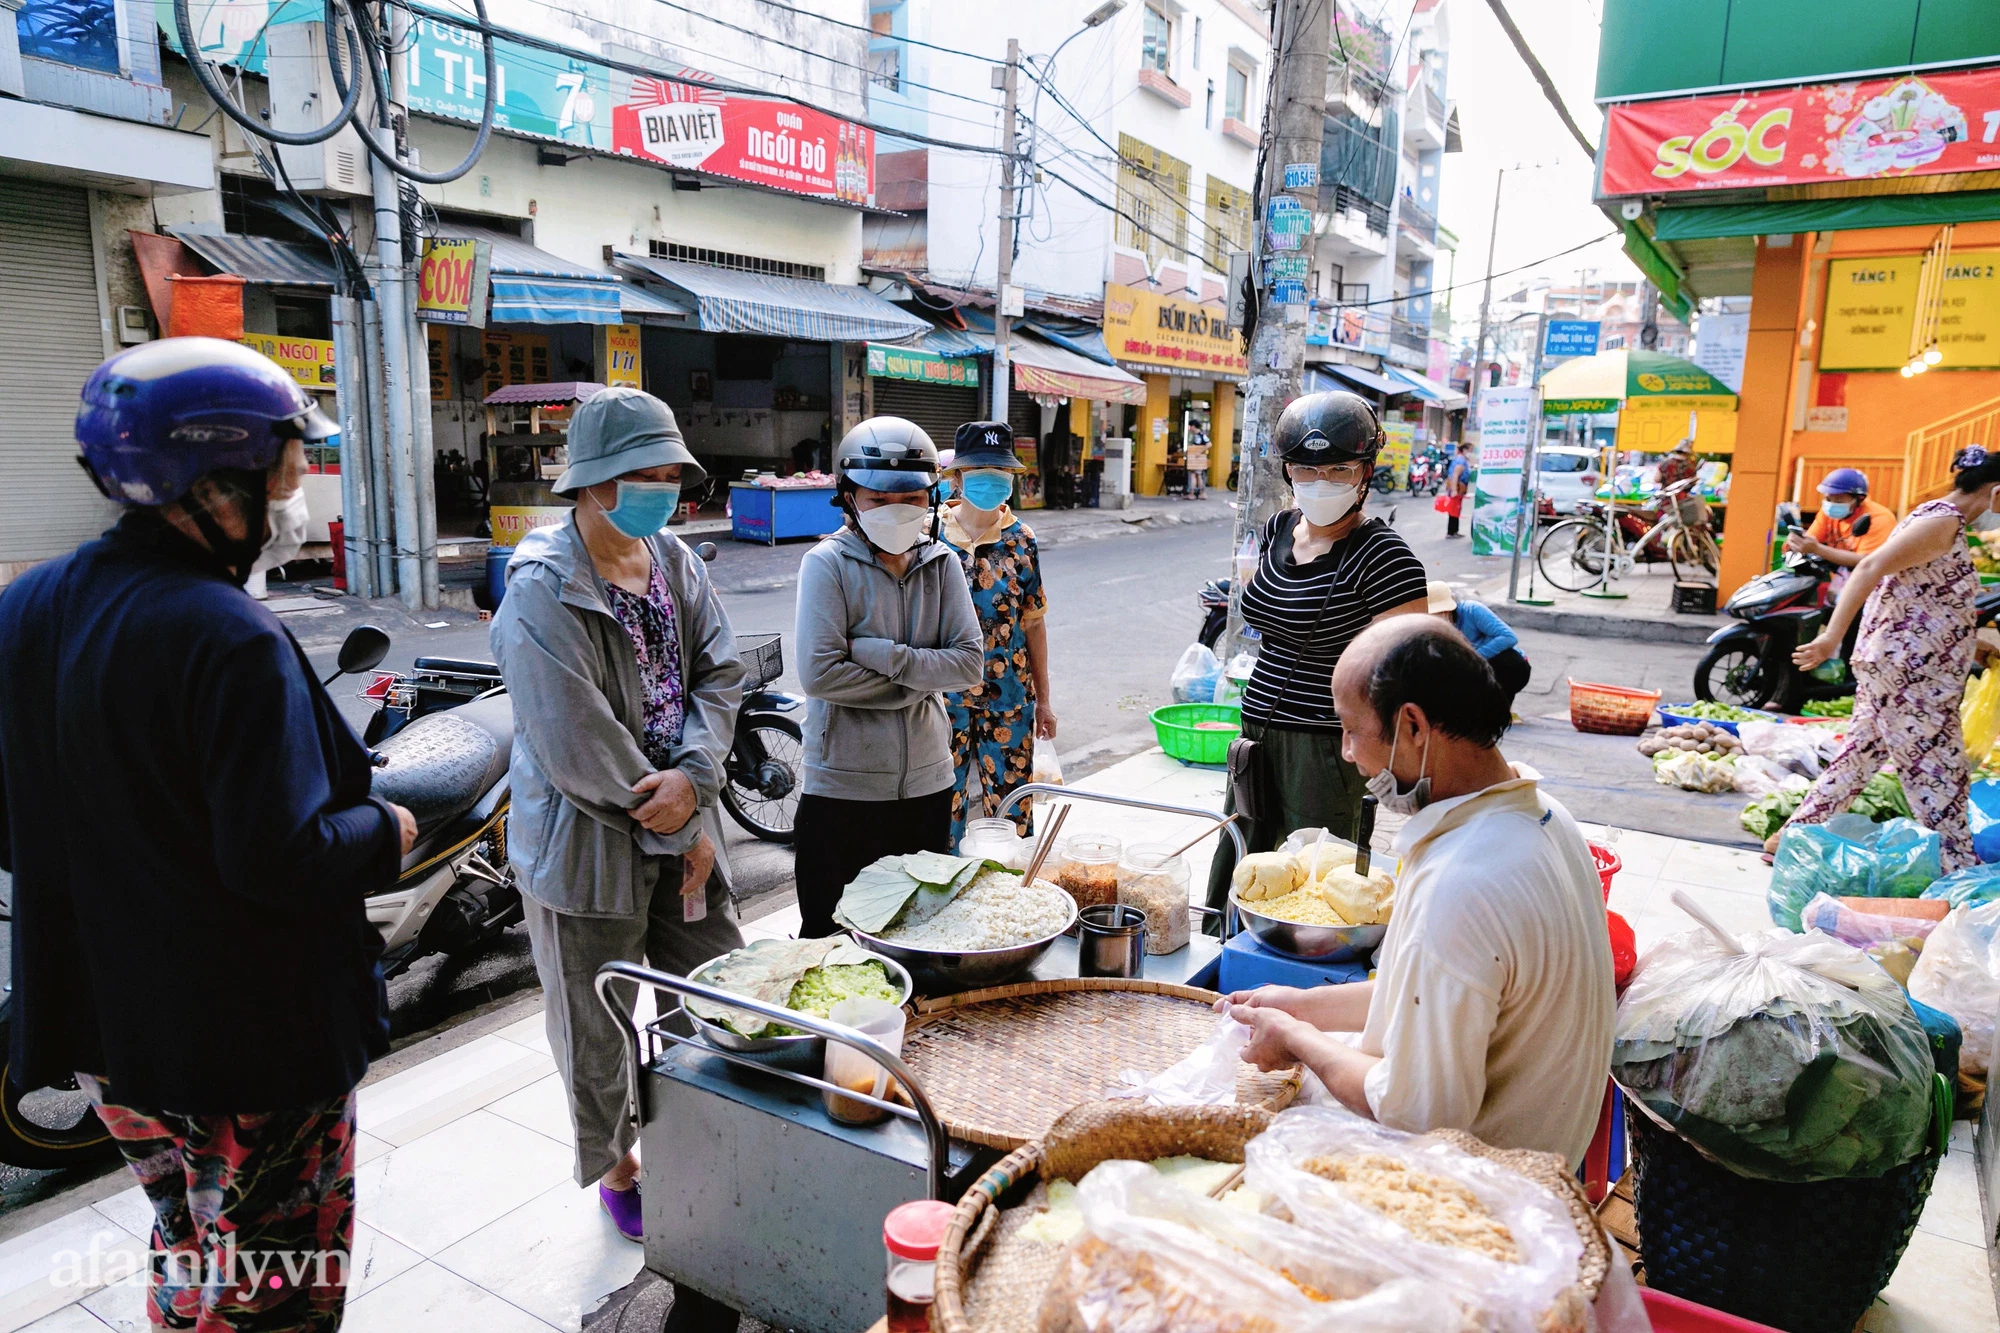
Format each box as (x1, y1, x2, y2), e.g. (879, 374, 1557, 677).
(846, 467, 936, 494)
(289, 402, 341, 442)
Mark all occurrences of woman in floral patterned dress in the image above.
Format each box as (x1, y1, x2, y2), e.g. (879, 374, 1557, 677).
(1779, 447, 2000, 869)
(941, 421, 1054, 845)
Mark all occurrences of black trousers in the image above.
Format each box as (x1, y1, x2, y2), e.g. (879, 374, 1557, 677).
(793, 788, 954, 937)
(1446, 511, 1462, 536)
(1489, 646, 1532, 707)
(1204, 720, 1368, 931)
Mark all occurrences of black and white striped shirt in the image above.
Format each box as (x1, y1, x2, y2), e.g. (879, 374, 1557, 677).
(1238, 512, 1429, 732)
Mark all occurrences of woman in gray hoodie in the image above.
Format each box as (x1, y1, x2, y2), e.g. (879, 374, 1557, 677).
(792, 418, 984, 936)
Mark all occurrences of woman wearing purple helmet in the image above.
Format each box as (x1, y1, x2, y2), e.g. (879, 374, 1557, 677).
(0, 337, 417, 1331)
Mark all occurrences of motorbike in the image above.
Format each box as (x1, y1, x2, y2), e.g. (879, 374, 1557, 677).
(720, 631, 805, 843)
(1370, 462, 1398, 494)
(1406, 448, 1446, 498)
(1197, 576, 1232, 650)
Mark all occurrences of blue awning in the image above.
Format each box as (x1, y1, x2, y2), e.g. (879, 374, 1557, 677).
(489, 276, 623, 326)
(614, 253, 929, 343)
(1384, 365, 1469, 410)
(1308, 362, 1403, 396)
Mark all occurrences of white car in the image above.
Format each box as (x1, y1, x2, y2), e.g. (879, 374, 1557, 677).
(1536, 446, 1602, 514)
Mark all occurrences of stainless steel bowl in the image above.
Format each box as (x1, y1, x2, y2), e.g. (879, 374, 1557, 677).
(683, 950, 914, 1072)
(847, 891, 1079, 991)
(1229, 889, 1388, 961)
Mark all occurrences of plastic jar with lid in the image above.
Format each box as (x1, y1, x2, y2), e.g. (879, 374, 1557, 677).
(1053, 834, 1123, 919)
(1118, 844, 1191, 955)
(958, 817, 1028, 871)
(884, 1199, 955, 1333)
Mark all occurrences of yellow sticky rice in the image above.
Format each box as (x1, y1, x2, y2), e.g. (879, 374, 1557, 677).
(1251, 885, 1351, 926)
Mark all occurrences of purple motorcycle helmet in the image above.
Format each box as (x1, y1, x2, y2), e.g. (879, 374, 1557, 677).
(1815, 467, 1869, 498)
(76, 337, 337, 506)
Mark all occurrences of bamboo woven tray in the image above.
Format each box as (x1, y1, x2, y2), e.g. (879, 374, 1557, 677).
(900, 978, 1302, 1151)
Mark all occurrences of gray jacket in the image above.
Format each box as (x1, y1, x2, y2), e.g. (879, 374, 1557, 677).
(795, 527, 983, 801)
(491, 518, 744, 916)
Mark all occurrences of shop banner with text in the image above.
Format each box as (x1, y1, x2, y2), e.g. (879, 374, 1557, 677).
(1471, 387, 1536, 556)
(1821, 250, 2000, 370)
(1102, 282, 1247, 378)
(417, 238, 490, 326)
(866, 343, 978, 387)
(613, 78, 875, 205)
(1600, 66, 2000, 197)
(1381, 421, 1415, 485)
(240, 333, 336, 390)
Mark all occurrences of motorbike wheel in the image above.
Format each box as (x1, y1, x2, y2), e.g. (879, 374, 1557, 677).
(1695, 642, 1780, 709)
(0, 1019, 117, 1170)
(723, 716, 804, 843)
(1198, 606, 1227, 650)
(1371, 465, 1396, 494)
(1537, 519, 1613, 593)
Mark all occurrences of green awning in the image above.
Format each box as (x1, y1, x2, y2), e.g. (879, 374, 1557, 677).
(1540, 349, 1737, 414)
(1617, 218, 1693, 322)
(1652, 190, 2000, 242)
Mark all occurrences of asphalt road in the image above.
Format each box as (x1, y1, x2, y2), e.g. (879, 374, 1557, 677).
(0, 499, 1743, 1215)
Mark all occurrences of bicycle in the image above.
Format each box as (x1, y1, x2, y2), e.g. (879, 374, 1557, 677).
(1535, 478, 1720, 594)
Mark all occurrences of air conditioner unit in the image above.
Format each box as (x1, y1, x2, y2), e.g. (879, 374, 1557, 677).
(267, 22, 373, 197)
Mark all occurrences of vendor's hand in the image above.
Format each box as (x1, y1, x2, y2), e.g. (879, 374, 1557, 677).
(1793, 633, 1840, 670)
(388, 802, 418, 855)
(1227, 1004, 1309, 1071)
(1035, 703, 1058, 741)
(681, 832, 716, 897)
(631, 769, 697, 834)
(1213, 984, 1311, 1020)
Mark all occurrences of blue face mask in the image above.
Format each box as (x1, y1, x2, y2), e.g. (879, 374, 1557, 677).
(596, 480, 680, 538)
(959, 470, 1014, 511)
(1822, 501, 1854, 521)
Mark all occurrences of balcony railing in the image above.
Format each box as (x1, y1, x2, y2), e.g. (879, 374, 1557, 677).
(1329, 184, 1389, 235)
(1398, 197, 1436, 242)
(1390, 315, 1429, 353)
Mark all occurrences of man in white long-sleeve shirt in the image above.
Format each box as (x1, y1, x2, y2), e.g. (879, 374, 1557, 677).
(1224, 617, 1615, 1167)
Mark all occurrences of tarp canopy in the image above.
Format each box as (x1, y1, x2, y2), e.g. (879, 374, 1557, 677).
(1540, 349, 1737, 414)
(1385, 365, 1468, 410)
(614, 253, 928, 342)
(1307, 362, 1403, 396)
(167, 228, 338, 288)
(1009, 333, 1147, 404)
(439, 225, 625, 326)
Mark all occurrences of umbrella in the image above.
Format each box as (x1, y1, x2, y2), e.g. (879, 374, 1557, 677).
(1539, 350, 1737, 415)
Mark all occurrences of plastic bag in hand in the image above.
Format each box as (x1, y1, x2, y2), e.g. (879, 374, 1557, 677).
(1908, 902, 2000, 1081)
(1767, 814, 1941, 930)
(1736, 720, 1825, 778)
(1032, 736, 1064, 786)
(1169, 642, 1223, 704)
(1043, 1158, 1460, 1333)
(1243, 1106, 1589, 1333)
(1612, 926, 1935, 1182)
(1107, 1016, 1247, 1106)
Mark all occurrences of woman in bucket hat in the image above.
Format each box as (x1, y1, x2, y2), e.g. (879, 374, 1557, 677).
(489, 388, 747, 1258)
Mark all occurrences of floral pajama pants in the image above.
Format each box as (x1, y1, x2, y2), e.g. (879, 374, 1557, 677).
(947, 699, 1036, 847)
(1790, 658, 1977, 871)
(79, 1074, 357, 1332)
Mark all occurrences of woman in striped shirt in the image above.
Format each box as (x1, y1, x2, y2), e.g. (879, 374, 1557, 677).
(1205, 392, 1430, 919)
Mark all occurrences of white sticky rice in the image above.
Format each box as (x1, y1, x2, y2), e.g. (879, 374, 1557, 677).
(877, 869, 1071, 950)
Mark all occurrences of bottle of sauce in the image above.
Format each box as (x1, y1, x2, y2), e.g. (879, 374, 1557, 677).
(883, 1199, 955, 1333)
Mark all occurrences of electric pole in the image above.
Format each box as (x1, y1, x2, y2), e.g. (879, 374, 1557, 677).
(1470, 165, 1507, 399)
(992, 39, 1020, 424)
(1227, 0, 1330, 636)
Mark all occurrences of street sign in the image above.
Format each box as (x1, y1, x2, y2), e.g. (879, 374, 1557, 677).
(1543, 320, 1601, 358)
(1262, 254, 1308, 283)
(1283, 163, 1319, 190)
(1272, 279, 1308, 306)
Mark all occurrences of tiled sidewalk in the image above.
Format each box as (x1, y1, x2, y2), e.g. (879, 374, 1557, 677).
(0, 752, 1992, 1332)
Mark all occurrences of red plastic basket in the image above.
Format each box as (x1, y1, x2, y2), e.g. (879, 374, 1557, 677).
(1588, 843, 1621, 900)
(1567, 679, 1662, 736)
(1641, 1289, 1788, 1333)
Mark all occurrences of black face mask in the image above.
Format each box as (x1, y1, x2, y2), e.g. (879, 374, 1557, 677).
(182, 468, 271, 586)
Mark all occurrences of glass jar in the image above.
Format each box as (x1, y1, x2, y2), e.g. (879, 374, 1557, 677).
(959, 816, 1028, 871)
(1118, 844, 1191, 955)
(884, 1199, 955, 1333)
(1053, 834, 1123, 921)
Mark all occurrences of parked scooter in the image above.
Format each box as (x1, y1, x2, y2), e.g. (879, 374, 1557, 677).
(1197, 576, 1232, 650)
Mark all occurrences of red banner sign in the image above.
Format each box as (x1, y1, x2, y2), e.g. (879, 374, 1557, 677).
(613, 78, 875, 206)
(1600, 66, 2000, 197)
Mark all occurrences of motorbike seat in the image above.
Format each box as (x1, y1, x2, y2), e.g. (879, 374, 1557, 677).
(370, 694, 513, 832)
(412, 656, 503, 678)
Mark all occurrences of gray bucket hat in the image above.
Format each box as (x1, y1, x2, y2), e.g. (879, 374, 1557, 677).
(553, 387, 706, 497)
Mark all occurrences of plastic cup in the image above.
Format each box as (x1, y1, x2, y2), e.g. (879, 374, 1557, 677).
(824, 998, 907, 1126)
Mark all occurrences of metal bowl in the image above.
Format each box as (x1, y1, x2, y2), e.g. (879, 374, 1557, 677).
(847, 890, 1079, 991)
(1229, 889, 1388, 962)
(682, 949, 915, 1072)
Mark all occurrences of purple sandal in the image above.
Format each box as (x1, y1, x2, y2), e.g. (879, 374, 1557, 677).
(599, 1181, 643, 1242)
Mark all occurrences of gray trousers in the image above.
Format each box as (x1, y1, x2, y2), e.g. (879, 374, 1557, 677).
(523, 855, 745, 1185)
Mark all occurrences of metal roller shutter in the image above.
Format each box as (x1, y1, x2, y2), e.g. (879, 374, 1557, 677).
(0, 182, 115, 567)
(867, 377, 980, 454)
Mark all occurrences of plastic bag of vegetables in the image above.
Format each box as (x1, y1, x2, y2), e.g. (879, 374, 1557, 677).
(1767, 814, 1941, 930)
(1653, 749, 1736, 793)
(1908, 902, 2000, 1083)
(1612, 926, 1937, 1182)
(1740, 783, 1808, 840)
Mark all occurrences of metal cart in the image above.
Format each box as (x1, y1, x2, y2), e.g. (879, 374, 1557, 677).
(595, 786, 1246, 1331)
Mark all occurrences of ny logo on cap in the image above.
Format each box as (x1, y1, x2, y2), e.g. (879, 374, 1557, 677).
(985, 430, 1002, 447)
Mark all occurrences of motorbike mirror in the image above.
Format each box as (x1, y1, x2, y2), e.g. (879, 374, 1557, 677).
(1851, 514, 1873, 537)
(334, 625, 391, 679)
(694, 542, 718, 562)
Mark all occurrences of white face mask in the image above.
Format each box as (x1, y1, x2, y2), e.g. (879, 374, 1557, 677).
(856, 501, 930, 555)
(250, 488, 310, 575)
(1364, 723, 1432, 816)
(1294, 480, 1360, 527)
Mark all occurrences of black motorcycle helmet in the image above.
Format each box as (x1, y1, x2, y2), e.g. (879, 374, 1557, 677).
(1271, 391, 1383, 465)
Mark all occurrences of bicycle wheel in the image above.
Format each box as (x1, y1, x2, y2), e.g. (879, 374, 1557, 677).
(1671, 528, 1721, 582)
(1538, 519, 1613, 593)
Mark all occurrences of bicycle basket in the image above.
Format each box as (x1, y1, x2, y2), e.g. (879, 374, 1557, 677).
(1678, 496, 1712, 529)
(739, 633, 784, 690)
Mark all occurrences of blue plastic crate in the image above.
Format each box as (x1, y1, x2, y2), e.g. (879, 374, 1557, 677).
(1218, 931, 1372, 993)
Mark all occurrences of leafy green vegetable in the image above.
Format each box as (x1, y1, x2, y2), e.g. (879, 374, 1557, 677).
(1675, 701, 1769, 722)
(787, 960, 900, 1019)
(1848, 771, 1911, 823)
(1802, 697, 1855, 718)
(1741, 786, 1805, 839)
(688, 938, 845, 1038)
(833, 853, 999, 935)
